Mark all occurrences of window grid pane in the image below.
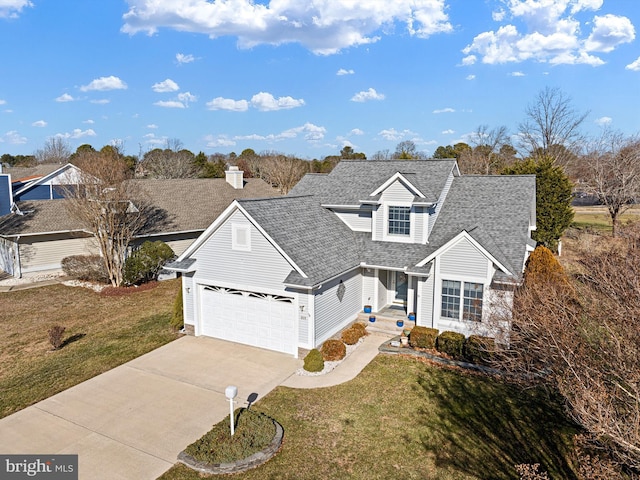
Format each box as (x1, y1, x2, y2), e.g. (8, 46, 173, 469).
(463, 282, 483, 322)
(441, 280, 460, 319)
(388, 206, 411, 236)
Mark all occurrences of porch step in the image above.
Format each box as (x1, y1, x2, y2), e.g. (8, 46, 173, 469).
(357, 313, 415, 336)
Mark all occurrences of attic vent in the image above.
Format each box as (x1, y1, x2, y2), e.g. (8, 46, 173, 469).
(232, 223, 251, 251)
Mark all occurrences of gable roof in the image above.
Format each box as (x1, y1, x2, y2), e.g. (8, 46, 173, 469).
(289, 160, 458, 205)
(0, 177, 280, 238)
(3, 164, 65, 184)
(12, 163, 84, 197)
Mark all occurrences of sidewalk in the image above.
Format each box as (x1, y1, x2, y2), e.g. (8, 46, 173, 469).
(0, 272, 66, 292)
(281, 331, 393, 389)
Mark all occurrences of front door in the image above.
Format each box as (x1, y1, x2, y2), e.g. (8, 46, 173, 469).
(394, 271, 408, 305)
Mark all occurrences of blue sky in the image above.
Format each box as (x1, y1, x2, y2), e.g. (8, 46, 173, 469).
(0, 0, 638, 159)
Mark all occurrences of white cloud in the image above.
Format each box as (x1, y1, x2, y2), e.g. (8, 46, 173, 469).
(55, 93, 75, 102)
(223, 122, 327, 145)
(585, 14, 635, 53)
(0, 130, 27, 144)
(177, 91, 197, 104)
(250, 92, 305, 111)
(349, 128, 364, 136)
(176, 53, 195, 64)
(337, 68, 355, 75)
(90, 99, 111, 104)
(0, 0, 32, 19)
(122, 0, 452, 55)
(433, 107, 455, 114)
(152, 78, 179, 92)
(147, 124, 158, 129)
(206, 97, 250, 111)
(80, 76, 127, 92)
(351, 88, 385, 102)
(462, 1, 633, 66)
(492, 9, 506, 22)
(205, 134, 236, 148)
(0, 100, 6, 105)
(83, 119, 95, 124)
(32, 120, 47, 127)
(154, 100, 186, 108)
(377, 128, 416, 141)
(510, 71, 525, 76)
(466, 74, 476, 80)
(595, 116, 612, 126)
(626, 56, 640, 71)
(55, 129, 97, 140)
(442, 129, 455, 134)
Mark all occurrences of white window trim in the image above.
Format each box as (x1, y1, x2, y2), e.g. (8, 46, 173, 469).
(382, 203, 414, 243)
(231, 223, 251, 251)
(439, 278, 485, 323)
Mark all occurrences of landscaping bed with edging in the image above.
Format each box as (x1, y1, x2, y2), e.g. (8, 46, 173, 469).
(177, 414, 284, 475)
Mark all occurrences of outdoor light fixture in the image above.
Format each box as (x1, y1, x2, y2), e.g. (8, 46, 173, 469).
(225, 385, 238, 436)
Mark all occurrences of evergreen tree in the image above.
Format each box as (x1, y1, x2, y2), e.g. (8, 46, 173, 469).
(502, 156, 573, 252)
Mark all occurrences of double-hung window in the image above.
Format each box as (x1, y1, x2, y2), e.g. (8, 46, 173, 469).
(388, 206, 411, 236)
(441, 280, 484, 322)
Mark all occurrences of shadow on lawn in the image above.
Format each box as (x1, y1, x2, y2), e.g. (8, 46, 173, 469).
(415, 369, 580, 480)
(60, 333, 86, 349)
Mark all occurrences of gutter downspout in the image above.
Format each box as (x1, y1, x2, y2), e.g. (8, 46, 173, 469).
(15, 235, 22, 279)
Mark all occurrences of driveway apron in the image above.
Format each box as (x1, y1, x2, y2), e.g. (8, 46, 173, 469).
(0, 336, 300, 480)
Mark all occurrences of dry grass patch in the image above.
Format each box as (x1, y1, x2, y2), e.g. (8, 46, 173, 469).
(0, 279, 180, 418)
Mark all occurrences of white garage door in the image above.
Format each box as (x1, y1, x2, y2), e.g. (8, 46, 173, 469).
(200, 285, 297, 355)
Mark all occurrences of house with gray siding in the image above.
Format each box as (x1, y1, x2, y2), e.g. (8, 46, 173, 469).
(168, 160, 536, 357)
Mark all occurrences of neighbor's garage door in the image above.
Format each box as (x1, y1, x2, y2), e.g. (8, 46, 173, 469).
(200, 285, 297, 355)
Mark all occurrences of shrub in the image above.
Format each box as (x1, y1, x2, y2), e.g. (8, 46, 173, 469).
(48, 325, 66, 350)
(341, 326, 363, 345)
(303, 349, 324, 372)
(61, 255, 109, 283)
(436, 331, 466, 359)
(409, 326, 439, 349)
(524, 245, 569, 288)
(185, 408, 276, 464)
(321, 339, 346, 361)
(170, 287, 184, 331)
(464, 335, 496, 365)
(351, 322, 367, 336)
(123, 241, 175, 286)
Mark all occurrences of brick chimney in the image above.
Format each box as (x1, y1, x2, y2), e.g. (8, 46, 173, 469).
(225, 166, 244, 189)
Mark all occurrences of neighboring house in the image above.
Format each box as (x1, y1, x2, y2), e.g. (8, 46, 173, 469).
(167, 160, 536, 357)
(0, 167, 279, 277)
(0, 163, 71, 216)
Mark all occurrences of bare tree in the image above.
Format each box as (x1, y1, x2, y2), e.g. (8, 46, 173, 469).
(461, 125, 514, 174)
(34, 137, 71, 164)
(518, 87, 588, 169)
(64, 149, 148, 286)
(139, 139, 197, 178)
(491, 240, 640, 474)
(259, 152, 309, 194)
(582, 132, 640, 237)
(370, 149, 391, 160)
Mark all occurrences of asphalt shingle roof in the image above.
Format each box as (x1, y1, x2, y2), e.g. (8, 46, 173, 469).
(290, 160, 457, 205)
(0, 177, 280, 237)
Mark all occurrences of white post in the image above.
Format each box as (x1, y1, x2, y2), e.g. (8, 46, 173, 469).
(225, 385, 238, 436)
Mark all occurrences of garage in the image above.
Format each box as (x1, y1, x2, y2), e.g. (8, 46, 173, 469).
(199, 285, 297, 355)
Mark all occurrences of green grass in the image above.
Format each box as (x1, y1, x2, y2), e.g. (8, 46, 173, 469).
(0, 280, 181, 418)
(159, 355, 579, 480)
(185, 408, 276, 464)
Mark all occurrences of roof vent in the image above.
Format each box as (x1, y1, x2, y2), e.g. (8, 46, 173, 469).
(225, 166, 244, 189)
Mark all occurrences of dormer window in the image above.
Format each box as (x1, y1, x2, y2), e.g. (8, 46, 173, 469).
(388, 206, 410, 236)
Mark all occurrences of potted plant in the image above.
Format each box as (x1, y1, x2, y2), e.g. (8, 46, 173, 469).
(369, 315, 376, 323)
(408, 312, 416, 321)
(400, 333, 409, 346)
(364, 305, 372, 314)
(396, 319, 404, 328)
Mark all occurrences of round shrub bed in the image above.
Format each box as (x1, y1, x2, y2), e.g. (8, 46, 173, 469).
(178, 408, 283, 475)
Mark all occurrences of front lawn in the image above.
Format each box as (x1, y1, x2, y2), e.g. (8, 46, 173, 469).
(0, 279, 181, 418)
(160, 355, 579, 480)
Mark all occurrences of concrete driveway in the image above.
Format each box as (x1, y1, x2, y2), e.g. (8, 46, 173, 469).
(0, 336, 300, 480)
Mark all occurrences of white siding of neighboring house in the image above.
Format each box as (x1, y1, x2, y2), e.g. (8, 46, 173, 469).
(0, 237, 17, 276)
(313, 269, 362, 346)
(332, 208, 372, 232)
(19, 233, 98, 274)
(192, 210, 295, 292)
